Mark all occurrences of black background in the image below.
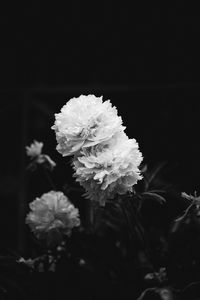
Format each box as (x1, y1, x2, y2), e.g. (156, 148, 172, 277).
(1, 2, 200, 250)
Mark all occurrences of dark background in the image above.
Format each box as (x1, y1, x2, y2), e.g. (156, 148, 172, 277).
(0, 2, 200, 252)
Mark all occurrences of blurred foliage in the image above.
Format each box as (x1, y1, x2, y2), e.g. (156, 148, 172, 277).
(2, 160, 200, 299)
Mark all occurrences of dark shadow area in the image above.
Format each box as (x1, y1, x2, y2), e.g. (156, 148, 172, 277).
(1, 3, 200, 299)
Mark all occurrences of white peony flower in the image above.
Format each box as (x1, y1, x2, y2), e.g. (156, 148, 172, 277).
(26, 191, 80, 244)
(72, 132, 143, 205)
(52, 95, 125, 156)
(26, 140, 43, 157)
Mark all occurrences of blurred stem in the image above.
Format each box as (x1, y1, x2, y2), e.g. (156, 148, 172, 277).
(89, 201, 94, 227)
(127, 197, 146, 243)
(41, 166, 57, 190)
(119, 196, 152, 265)
(120, 201, 137, 241)
(85, 199, 98, 232)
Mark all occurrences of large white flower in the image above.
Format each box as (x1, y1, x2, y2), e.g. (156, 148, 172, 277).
(26, 191, 80, 244)
(52, 95, 125, 156)
(72, 132, 143, 205)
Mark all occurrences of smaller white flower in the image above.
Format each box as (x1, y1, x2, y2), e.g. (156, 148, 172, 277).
(26, 191, 80, 245)
(26, 140, 43, 158)
(17, 257, 35, 269)
(26, 140, 56, 171)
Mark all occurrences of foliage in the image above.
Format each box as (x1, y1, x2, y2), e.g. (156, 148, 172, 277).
(1, 96, 200, 299)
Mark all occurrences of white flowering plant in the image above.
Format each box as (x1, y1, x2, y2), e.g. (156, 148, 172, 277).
(23, 95, 171, 298)
(2, 95, 200, 300)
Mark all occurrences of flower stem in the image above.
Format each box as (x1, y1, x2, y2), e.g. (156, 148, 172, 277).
(42, 166, 57, 190)
(119, 196, 153, 267)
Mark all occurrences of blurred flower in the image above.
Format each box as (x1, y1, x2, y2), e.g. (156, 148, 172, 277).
(37, 154, 57, 171)
(26, 140, 56, 171)
(157, 288, 174, 300)
(26, 140, 43, 157)
(144, 267, 167, 283)
(174, 191, 200, 224)
(52, 94, 125, 156)
(172, 191, 200, 233)
(17, 257, 35, 269)
(73, 132, 143, 205)
(137, 287, 174, 300)
(26, 191, 80, 245)
(181, 191, 200, 206)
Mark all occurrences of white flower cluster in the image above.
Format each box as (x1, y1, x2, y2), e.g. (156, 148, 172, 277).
(52, 95, 143, 205)
(26, 191, 80, 244)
